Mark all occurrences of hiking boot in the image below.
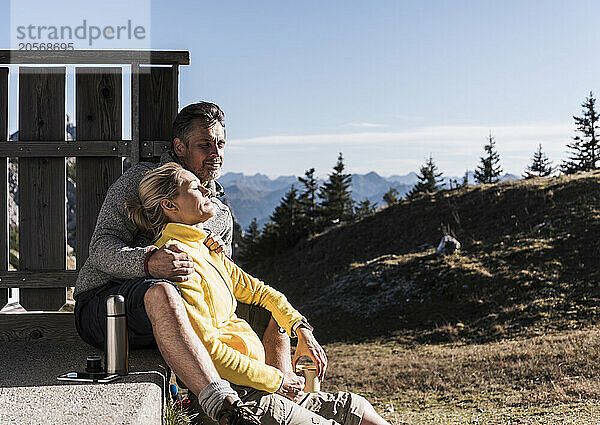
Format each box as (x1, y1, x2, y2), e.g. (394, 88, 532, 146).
(217, 400, 262, 425)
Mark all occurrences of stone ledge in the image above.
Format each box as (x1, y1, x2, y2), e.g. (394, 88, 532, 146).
(0, 340, 167, 425)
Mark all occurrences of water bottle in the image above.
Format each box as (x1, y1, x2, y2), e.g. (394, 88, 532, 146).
(105, 295, 129, 375)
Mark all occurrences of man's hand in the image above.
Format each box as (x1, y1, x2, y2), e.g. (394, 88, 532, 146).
(146, 243, 194, 281)
(292, 327, 328, 381)
(204, 235, 225, 254)
(276, 371, 305, 402)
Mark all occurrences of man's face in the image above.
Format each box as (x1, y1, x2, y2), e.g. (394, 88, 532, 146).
(174, 121, 225, 183)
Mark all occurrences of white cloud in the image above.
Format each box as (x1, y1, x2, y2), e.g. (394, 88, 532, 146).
(343, 122, 388, 128)
(229, 122, 571, 152)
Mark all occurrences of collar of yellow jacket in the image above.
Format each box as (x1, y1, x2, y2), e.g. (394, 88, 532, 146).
(160, 222, 207, 244)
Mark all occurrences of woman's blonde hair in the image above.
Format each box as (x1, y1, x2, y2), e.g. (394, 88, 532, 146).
(125, 162, 188, 239)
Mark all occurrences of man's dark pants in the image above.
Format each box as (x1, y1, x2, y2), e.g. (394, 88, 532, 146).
(74, 277, 272, 350)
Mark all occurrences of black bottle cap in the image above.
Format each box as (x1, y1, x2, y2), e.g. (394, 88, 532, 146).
(85, 355, 103, 374)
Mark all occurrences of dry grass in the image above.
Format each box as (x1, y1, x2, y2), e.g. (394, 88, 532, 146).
(321, 326, 600, 424)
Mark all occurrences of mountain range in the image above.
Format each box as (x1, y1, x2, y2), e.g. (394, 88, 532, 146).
(220, 171, 520, 230)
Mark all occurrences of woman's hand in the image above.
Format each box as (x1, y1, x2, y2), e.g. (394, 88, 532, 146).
(292, 327, 328, 381)
(276, 371, 305, 402)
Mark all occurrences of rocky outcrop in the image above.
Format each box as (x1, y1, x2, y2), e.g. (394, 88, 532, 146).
(436, 235, 461, 255)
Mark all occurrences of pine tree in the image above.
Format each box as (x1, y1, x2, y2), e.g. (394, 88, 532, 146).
(474, 133, 503, 184)
(383, 187, 400, 206)
(255, 221, 278, 257)
(238, 218, 261, 267)
(298, 168, 319, 234)
(354, 199, 377, 220)
(254, 186, 304, 255)
(318, 153, 354, 225)
(524, 144, 554, 178)
(561, 92, 600, 174)
(407, 154, 444, 199)
(268, 185, 303, 249)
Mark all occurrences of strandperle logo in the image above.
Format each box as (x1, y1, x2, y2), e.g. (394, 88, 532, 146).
(15, 19, 146, 46)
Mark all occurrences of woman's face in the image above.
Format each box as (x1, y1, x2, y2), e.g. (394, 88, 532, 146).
(168, 170, 216, 225)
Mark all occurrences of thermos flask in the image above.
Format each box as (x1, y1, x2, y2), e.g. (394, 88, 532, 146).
(105, 295, 129, 375)
(296, 364, 320, 393)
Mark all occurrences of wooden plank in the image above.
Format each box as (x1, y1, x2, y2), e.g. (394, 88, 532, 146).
(0, 312, 78, 342)
(139, 66, 176, 160)
(131, 63, 140, 164)
(0, 140, 130, 157)
(18, 67, 66, 311)
(0, 271, 77, 288)
(76, 67, 123, 266)
(152, 140, 172, 157)
(0, 68, 7, 309)
(0, 50, 190, 65)
(172, 64, 179, 122)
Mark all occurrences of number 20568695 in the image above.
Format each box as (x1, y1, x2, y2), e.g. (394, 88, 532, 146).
(19, 43, 75, 50)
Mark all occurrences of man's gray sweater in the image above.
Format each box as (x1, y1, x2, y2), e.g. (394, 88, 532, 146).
(74, 152, 233, 298)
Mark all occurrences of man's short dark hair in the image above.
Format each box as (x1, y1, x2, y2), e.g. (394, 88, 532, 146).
(172, 101, 225, 147)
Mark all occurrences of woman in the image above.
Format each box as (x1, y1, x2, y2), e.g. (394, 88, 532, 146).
(125, 162, 389, 425)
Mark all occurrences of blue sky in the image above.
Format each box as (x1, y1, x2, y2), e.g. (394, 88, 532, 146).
(2, 0, 600, 177)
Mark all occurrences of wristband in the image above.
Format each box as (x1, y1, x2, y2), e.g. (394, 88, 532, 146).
(291, 318, 313, 338)
(144, 246, 158, 277)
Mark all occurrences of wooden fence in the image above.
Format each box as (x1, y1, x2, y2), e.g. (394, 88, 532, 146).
(0, 50, 189, 342)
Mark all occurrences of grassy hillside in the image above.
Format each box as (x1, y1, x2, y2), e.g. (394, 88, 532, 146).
(248, 171, 600, 344)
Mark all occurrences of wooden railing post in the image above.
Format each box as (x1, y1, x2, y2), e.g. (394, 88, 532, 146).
(75, 67, 123, 266)
(139, 66, 177, 161)
(18, 67, 67, 311)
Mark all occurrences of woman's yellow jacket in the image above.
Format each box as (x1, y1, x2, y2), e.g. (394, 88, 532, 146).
(154, 223, 306, 393)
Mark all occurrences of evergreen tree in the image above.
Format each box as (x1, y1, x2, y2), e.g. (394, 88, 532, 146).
(407, 154, 444, 199)
(238, 218, 261, 267)
(254, 221, 278, 257)
(318, 153, 354, 225)
(474, 133, 503, 184)
(561, 92, 600, 174)
(383, 187, 400, 206)
(267, 185, 303, 249)
(298, 167, 319, 234)
(354, 199, 377, 220)
(524, 144, 554, 178)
